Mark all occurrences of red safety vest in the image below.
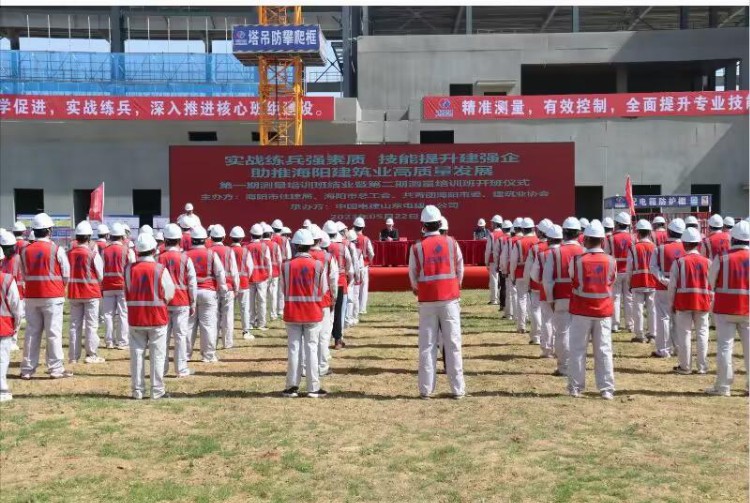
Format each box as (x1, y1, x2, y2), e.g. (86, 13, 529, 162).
(102, 243, 129, 292)
(412, 235, 460, 303)
(231, 245, 251, 290)
(653, 229, 668, 246)
(124, 261, 168, 327)
(21, 241, 65, 299)
(529, 241, 548, 291)
(158, 249, 191, 307)
(15, 239, 29, 256)
(673, 253, 712, 312)
(569, 252, 616, 318)
(355, 234, 372, 266)
(247, 241, 270, 283)
(327, 242, 348, 294)
(514, 235, 539, 279)
(550, 242, 585, 300)
(577, 234, 585, 245)
(629, 240, 657, 290)
(180, 231, 192, 252)
(310, 249, 333, 308)
(487, 229, 504, 264)
(0, 273, 16, 337)
(537, 247, 553, 301)
(268, 240, 282, 278)
(0, 253, 24, 299)
(282, 255, 324, 323)
(157, 243, 165, 255)
(96, 239, 107, 253)
(503, 235, 520, 271)
(703, 231, 730, 260)
(654, 241, 684, 291)
(205, 238, 214, 249)
(186, 247, 216, 291)
(606, 231, 633, 274)
(713, 247, 749, 316)
(349, 244, 362, 286)
(211, 244, 235, 290)
(271, 233, 288, 263)
(67, 245, 101, 300)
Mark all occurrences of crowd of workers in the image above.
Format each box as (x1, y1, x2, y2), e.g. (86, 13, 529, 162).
(0, 204, 747, 402)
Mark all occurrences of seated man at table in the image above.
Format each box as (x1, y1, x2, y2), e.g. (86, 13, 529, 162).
(379, 218, 400, 241)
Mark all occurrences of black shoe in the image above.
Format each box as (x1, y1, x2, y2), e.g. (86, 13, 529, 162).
(308, 389, 328, 398)
(551, 369, 566, 377)
(650, 351, 667, 358)
(282, 386, 299, 398)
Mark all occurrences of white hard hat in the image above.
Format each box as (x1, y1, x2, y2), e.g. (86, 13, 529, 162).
(635, 219, 652, 231)
(320, 233, 331, 248)
(12, 221, 26, 232)
(615, 212, 631, 226)
(346, 229, 358, 241)
(512, 217, 524, 228)
(75, 220, 93, 236)
(250, 223, 263, 237)
(652, 216, 666, 225)
(282, 227, 292, 235)
(123, 223, 131, 232)
(536, 219, 549, 235)
(584, 219, 606, 238)
(229, 226, 245, 239)
(708, 214, 723, 228)
(271, 219, 283, 230)
(331, 231, 342, 243)
(155, 232, 164, 241)
(163, 223, 182, 240)
(323, 220, 339, 235)
(302, 219, 312, 228)
(177, 215, 190, 229)
(139, 225, 153, 236)
(210, 224, 226, 239)
(0, 231, 16, 246)
(97, 224, 109, 235)
(292, 229, 314, 246)
(578, 218, 590, 228)
(684, 215, 699, 226)
(310, 224, 323, 240)
(207, 224, 215, 234)
(667, 218, 686, 234)
(110, 222, 126, 237)
(28, 230, 36, 242)
(440, 216, 449, 231)
(502, 219, 513, 229)
(353, 217, 365, 228)
(421, 205, 442, 223)
(730, 220, 750, 241)
(190, 225, 208, 240)
(31, 212, 54, 230)
(336, 221, 346, 232)
(563, 217, 582, 230)
(602, 217, 614, 229)
(682, 227, 702, 243)
(262, 223, 274, 235)
(522, 217, 534, 229)
(491, 214, 503, 225)
(723, 216, 735, 228)
(185, 203, 194, 212)
(546, 224, 563, 240)
(136, 233, 157, 253)
(0, 247, 3, 260)
(385, 218, 394, 226)
(477, 218, 486, 227)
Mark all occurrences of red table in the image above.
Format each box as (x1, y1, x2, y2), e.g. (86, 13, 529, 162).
(370, 239, 488, 267)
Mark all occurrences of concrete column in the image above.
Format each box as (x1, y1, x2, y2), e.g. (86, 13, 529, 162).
(362, 6, 369, 36)
(8, 30, 20, 93)
(572, 7, 580, 32)
(725, 62, 737, 91)
(740, 58, 748, 90)
(679, 7, 689, 29)
(616, 65, 628, 93)
(110, 7, 124, 85)
(204, 35, 213, 89)
(708, 7, 718, 28)
(466, 6, 473, 34)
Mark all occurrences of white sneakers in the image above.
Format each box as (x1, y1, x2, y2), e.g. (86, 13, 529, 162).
(84, 356, 106, 364)
(704, 387, 730, 397)
(242, 331, 255, 340)
(0, 394, 12, 403)
(601, 391, 614, 401)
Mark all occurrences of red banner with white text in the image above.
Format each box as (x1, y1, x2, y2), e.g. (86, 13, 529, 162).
(0, 95, 335, 121)
(169, 143, 574, 240)
(423, 91, 749, 120)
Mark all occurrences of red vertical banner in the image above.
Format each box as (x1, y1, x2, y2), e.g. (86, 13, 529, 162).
(625, 176, 635, 217)
(89, 182, 105, 222)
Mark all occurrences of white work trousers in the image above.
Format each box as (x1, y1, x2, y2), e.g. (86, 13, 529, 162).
(129, 326, 167, 399)
(417, 299, 465, 397)
(654, 290, 674, 356)
(568, 315, 615, 394)
(515, 279, 530, 332)
(504, 276, 516, 319)
(612, 274, 634, 330)
(0, 337, 12, 399)
(488, 268, 499, 304)
(529, 291, 542, 343)
(553, 304, 572, 374)
(189, 289, 218, 361)
(319, 307, 333, 374)
(165, 306, 190, 375)
(346, 283, 361, 327)
(286, 322, 321, 393)
(249, 280, 268, 329)
(21, 300, 65, 375)
(218, 290, 235, 349)
(632, 290, 656, 339)
(359, 267, 370, 314)
(68, 299, 100, 361)
(103, 292, 129, 347)
(236, 289, 250, 331)
(10, 299, 24, 346)
(268, 276, 280, 320)
(713, 314, 750, 393)
(540, 300, 555, 357)
(674, 310, 709, 373)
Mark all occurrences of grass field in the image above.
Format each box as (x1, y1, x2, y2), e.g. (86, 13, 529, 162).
(0, 290, 747, 503)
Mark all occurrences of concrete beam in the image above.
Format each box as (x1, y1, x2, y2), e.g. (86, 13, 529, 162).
(466, 6, 473, 35)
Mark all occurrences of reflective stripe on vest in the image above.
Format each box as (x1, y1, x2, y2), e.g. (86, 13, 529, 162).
(0, 273, 15, 336)
(716, 253, 750, 295)
(125, 262, 166, 307)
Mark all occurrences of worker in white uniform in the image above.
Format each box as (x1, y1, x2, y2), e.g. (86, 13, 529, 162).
(531, 223, 562, 358)
(352, 217, 375, 315)
(125, 233, 175, 400)
(229, 226, 255, 340)
(263, 223, 283, 321)
(649, 218, 685, 358)
(177, 202, 202, 230)
(271, 219, 292, 319)
(0, 245, 22, 401)
(607, 211, 635, 333)
(510, 217, 538, 334)
(185, 225, 226, 363)
(19, 213, 73, 380)
(0, 231, 23, 352)
(210, 225, 240, 349)
(306, 230, 338, 375)
(247, 223, 272, 331)
(485, 214, 504, 305)
(409, 205, 465, 399)
(323, 220, 353, 350)
(345, 229, 364, 327)
(627, 219, 658, 344)
(705, 221, 749, 396)
(494, 219, 513, 314)
(500, 217, 523, 321)
(524, 219, 551, 344)
(101, 222, 135, 349)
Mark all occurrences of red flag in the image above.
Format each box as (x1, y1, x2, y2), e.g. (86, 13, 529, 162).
(89, 182, 104, 222)
(625, 176, 635, 217)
